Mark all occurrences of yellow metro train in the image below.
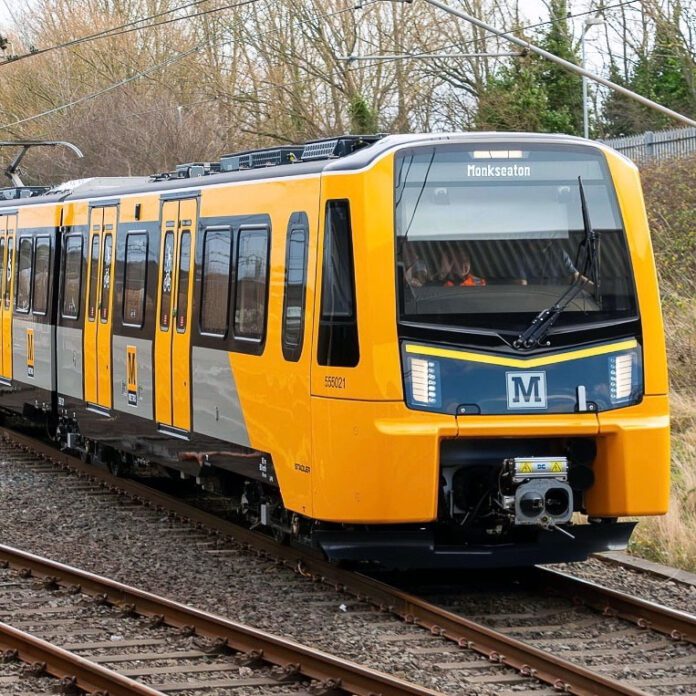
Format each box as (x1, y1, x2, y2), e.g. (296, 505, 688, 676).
(0, 133, 669, 567)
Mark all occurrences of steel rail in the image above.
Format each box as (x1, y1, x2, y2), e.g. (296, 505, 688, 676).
(0, 620, 163, 695)
(0, 427, 657, 696)
(532, 566, 696, 643)
(0, 543, 441, 696)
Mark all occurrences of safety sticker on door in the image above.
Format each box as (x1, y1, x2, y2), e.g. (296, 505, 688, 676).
(26, 329, 34, 378)
(127, 345, 137, 406)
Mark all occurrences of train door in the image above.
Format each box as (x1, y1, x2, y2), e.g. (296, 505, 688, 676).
(0, 214, 16, 381)
(155, 198, 196, 432)
(84, 205, 117, 408)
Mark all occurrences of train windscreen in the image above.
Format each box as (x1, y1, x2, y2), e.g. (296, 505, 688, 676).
(395, 144, 637, 338)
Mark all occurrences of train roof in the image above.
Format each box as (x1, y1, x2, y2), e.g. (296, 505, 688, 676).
(0, 132, 610, 212)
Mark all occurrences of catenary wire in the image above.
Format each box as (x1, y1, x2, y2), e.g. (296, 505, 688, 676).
(0, 0, 211, 66)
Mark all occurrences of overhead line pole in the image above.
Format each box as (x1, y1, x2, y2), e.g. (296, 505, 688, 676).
(421, 0, 696, 129)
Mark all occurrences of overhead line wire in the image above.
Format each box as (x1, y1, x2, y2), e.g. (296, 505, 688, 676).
(0, 0, 263, 130)
(1, 0, 231, 67)
(0, 0, 370, 132)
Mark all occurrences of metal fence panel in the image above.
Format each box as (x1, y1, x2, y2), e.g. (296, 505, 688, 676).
(600, 127, 696, 163)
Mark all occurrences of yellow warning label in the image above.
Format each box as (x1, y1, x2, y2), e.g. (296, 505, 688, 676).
(551, 461, 564, 472)
(126, 345, 137, 406)
(519, 462, 533, 473)
(26, 329, 34, 377)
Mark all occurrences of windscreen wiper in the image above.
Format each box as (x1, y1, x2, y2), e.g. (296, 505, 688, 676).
(513, 177, 600, 350)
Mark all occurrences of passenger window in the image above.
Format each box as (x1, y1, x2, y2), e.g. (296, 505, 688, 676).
(160, 232, 174, 330)
(32, 236, 50, 315)
(200, 227, 232, 336)
(87, 236, 100, 321)
(318, 200, 359, 366)
(0, 237, 5, 301)
(234, 227, 269, 340)
(123, 233, 147, 327)
(99, 234, 112, 322)
(281, 218, 309, 361)
(176, 231, 191, 332)
(4, 238, 13, 310)
(62, 236, 83, 320)
(15, 237, 33, 313)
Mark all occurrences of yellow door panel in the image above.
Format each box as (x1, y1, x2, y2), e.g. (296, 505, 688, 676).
(154, 201, 179, 427)
(96, 207, 117, 408)
(2, 220, 15, 380)
(171, 199, 196, 430)
(84, 209, 103, 404)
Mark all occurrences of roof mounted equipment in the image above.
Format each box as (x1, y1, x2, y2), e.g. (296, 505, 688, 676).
(219, 146, 304, 173)
(0, 140, 83, 187)
(301, 134, 385, 161)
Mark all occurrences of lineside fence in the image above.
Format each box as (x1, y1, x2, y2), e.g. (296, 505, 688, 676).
(601, 126, 696, 163)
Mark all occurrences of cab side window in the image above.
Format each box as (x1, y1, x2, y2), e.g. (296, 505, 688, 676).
(317, 200, 359, 366)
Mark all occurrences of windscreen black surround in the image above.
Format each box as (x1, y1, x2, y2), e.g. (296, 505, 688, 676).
(395, 144, 638, 346)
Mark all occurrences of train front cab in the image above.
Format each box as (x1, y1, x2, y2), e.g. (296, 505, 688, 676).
(308, 135, 670, 568)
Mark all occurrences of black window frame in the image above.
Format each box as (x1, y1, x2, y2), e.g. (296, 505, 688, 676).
(199, 225, 233, 338)
(4, 237, 13, 311)
(122, 231, 148, 328)
(281, 212, 309, 362)
(233, 225, 270, 342)
(317, 200, 359, 367)
(87, 235, 100, 322)
(99, 233, 113, 324)
(15, 235, 33, 314)
(61, 234, 84, 321)
(31, 235, 51, 316)
(175, 230, 192, 333)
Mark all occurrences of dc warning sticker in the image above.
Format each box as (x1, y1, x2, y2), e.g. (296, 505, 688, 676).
(127, 345, 137, 406)
(26, 329, 34, 378)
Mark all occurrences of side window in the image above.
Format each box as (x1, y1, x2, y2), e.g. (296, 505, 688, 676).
(200, 227, 232, 336)
(62, 236, 83, 320)
(99, 234, 112, 322)
(4, 238, 13, 310)
(318, 200, 359, 366)
(15, 237, 33, 313)
(176, 231, 191, 332)
(32, 236, 50, 315)
(160, 232, 174, 330)
(0, 237, 5, 301)
(87, 236, 100, 321)
(123, 233, 147, 327)
(281, 214, 309, 361)
(234, 227, 269, 340)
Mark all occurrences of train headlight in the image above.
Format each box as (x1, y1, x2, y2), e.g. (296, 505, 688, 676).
(410, 357, 440, 407)
(609, 352, 634, 403)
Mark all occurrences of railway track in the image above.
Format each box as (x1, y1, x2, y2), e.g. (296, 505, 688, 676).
(0, 544, 441, 696)
(1, 425, 695, 696)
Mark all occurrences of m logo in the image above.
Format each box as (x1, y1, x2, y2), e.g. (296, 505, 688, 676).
(26, 329, 34, 378)
(126, 345, 137, 406)
(506, 371, 547, 409)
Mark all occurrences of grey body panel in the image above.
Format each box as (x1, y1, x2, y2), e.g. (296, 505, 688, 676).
(56, 326, 83, 399)
(192, 346, 249, 447)
(13, 316, 54, 391)
(112, 334, 153, 420)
